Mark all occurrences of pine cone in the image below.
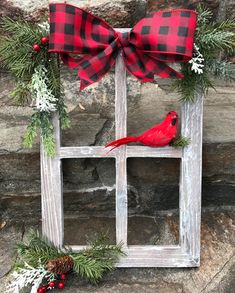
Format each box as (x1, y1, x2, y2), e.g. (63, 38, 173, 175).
(47, 255, 74, 274)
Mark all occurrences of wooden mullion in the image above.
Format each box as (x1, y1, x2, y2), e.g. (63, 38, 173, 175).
(41, 114, 64, 247)
(115, 50, 128, 246)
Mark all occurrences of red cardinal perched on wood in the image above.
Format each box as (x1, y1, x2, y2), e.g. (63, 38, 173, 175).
(105, 111, 178, 151)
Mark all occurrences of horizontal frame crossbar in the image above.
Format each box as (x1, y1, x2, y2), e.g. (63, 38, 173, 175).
(66, 245, 198, 267)
(59, 146, 183, 159)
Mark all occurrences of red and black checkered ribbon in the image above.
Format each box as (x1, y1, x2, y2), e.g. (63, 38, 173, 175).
(49, 3, 197, 90)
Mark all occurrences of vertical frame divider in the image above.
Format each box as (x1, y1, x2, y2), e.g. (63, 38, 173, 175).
(41, 114, 64, 247)
(179, 94, 203, 265)
(115, 52, 128, 247)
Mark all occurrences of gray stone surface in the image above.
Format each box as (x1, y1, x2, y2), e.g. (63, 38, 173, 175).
(0, 222, 22, 279)
(0, 209, 235, 293)
(1, 76, 235, 212)
(49, 0, 147, 27)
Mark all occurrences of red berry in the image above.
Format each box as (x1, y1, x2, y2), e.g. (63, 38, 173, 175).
(57, 281, 65, 289)
(42, 285, 48, 292)
(60, 274, 66, 280)
(41, 36, 49, 45)
(37, 288, 44, 293)
(48, 281, 56, 288)
(33, 44, 41, 52)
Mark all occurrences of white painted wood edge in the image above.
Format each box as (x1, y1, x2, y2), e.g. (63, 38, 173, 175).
(59, 146, 182, 159)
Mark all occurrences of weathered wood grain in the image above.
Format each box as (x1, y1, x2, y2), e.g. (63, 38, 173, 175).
(59, 145, 182, 159)
(41, 114, 64, 247)
(115, 52, 128, 246)
(126, 146, 182, 158)
(179, 94, 203, 266)
(67, 245, 196, 267)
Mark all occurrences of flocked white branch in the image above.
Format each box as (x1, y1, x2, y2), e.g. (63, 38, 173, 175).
(31, 65, 57, 112)
(38, 22, 50, 34)
(6, 263, 55, 293)
(189, 44, 204, 74)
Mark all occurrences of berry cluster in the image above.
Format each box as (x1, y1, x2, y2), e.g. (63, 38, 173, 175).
(33, 36, 49, 53)
(37, 274, 66, 293)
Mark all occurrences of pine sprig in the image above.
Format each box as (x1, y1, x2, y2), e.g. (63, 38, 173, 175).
(212, 18, 235, 31)
(16, 230, 124, 285)
(0, 18, 44, 79)
(173, 62, 214, 102)
(71, 234, 124, 283)
(196, 5, 213, 27)
(17, 230, 62, 267)
(170, 136, 191, 148)
(10, 81, 31, 106)
(198, 30, 234, 53)
(0, 18, 70, 156)
(174, 5, 235, 102)
(71, 254, 105, 283)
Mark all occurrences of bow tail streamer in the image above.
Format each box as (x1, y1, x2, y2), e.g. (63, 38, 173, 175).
(147, 53, 184, 79)
(60, 53, 85, 69)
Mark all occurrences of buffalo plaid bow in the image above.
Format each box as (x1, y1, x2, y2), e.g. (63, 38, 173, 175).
(49, 3, 197, 90)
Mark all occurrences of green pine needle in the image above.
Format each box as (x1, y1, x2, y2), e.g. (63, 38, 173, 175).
(71, 233, 125, 283)
(10, 81, 31, 106)
(0, 18, 70, 156)
(16, 230, 124, 284)
(170, 136, 191, 148)
(17, 230, 62, 267)
(174, 5, 235, 103)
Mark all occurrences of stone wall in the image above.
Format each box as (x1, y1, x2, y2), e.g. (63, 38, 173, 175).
(0, 0, 235, 219)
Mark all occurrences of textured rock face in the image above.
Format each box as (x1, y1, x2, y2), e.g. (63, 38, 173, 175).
(147, 0, 220, 13)
(49, 0, 147, 27)
(1, 78, 235, 218)
(0, 0, 235, 218)
(1, 210, 235, 292)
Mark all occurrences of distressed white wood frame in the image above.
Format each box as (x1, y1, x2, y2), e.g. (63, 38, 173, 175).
(41, 28, 203, 267)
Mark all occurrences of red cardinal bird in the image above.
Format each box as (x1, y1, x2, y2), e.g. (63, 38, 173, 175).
(105, 111, 178, 151)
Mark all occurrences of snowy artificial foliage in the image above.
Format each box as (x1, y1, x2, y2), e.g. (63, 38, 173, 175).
(31, 65, 57, 112)
(189, 44, 204, 74)
(38, 22, 50, 34)
(6, 263, 55, 293)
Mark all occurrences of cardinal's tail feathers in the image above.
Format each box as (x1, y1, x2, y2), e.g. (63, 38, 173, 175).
(105, 136, 137, 150)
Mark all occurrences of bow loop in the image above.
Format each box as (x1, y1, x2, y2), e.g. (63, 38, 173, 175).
(49, 3, 197, 90)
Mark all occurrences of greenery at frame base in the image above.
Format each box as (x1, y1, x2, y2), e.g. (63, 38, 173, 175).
(0, 5, 234, 156)
(6, 230, 124, 292)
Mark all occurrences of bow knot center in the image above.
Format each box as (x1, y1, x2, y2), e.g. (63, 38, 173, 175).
(116, 31, 130, 48)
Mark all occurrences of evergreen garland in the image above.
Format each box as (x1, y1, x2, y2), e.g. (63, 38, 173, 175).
(7, 230, 125, 292)
(170, 136, 191, 148)
(174, 5, 235, 102)
(0, 18, 70, 156)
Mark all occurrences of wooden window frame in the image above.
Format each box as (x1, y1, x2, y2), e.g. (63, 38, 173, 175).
(41, 29, 203, 267)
